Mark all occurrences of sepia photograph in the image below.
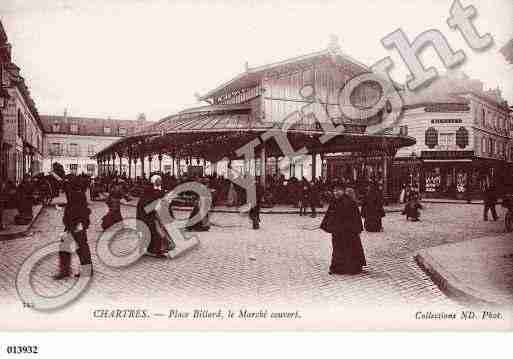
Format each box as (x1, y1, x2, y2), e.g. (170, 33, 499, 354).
(0, 0, 512, 336)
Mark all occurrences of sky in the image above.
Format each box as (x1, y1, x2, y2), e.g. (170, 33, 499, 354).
(1, 0, 512, 122)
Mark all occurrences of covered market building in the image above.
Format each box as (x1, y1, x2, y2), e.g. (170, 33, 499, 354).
(94, 39, 415, 202)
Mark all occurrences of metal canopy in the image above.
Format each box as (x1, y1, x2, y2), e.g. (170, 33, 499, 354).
(94, 108, 415, 162)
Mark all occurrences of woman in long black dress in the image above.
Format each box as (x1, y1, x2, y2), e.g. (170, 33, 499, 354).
(320, 184, 366, 275)
(136, 175, 171, 257)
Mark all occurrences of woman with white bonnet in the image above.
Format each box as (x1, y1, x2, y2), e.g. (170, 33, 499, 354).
(136, 174, 171, 257)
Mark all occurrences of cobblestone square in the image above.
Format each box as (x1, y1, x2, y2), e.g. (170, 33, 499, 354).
(0, 201, 508, 311)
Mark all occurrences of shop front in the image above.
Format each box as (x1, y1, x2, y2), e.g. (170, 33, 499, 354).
(391, 156, 422, 193)
(419, 150, 506, 199)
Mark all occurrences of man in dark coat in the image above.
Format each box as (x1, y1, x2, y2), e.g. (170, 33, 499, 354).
(248, 182, 263, 229)
(309, 180, 321, 218)
(320, 184, 366, 275)
(483, 184, 499, 221)
(361, 184, 385, 232)
(54, 177, 93, 279)
(298, 178, 310, 216)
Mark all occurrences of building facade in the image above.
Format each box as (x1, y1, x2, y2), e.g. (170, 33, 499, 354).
(394, 72, 512, 198)
(0, 21, 9, 180)
(0, 20, 44, 184)
(41, 113, 149, 177)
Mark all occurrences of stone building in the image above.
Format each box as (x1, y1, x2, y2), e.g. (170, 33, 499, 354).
(0, 20, 44, 184)
(40, 113, 149, 177)
(0, 21, 9, 179)
(393, 71, 512, 198)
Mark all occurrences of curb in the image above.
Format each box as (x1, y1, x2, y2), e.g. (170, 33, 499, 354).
(0, 205, 45, 241)
(414, 249, 499, 307)
(421, 200, 482, 205)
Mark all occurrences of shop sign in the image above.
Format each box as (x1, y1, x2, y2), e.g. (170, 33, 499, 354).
(421, 150, 474, 159)
(431, 119, 462, 124)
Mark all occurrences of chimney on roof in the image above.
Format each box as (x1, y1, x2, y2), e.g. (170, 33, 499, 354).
(63, 108, 69, 126)
(328, 34, 341, 54)
(244, 61, 249, 72)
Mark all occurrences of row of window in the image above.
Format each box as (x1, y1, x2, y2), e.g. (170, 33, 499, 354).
(424, 126, 513, 160)
(17, 109, 43, 153)
(425, 127, 469, 149)
(474, 105, 510, 133)
(51, 123, 127, 136)
(479, 136, 510, 159)
(49, 143, 95, 157)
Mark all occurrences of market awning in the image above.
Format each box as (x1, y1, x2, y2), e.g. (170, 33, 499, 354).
(94, 105, 416, 162)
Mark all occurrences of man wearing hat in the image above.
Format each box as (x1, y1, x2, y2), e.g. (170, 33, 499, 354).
(54, 176, 93, 279)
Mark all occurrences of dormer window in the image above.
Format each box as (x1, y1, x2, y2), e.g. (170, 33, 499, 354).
(70, 124, 78, 133)
(104, 126, 111, 134)
(52, 123, 60, 132)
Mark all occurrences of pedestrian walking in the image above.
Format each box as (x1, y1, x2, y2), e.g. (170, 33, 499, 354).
(402, 193, 423, 221)
(483, 184, 499, 221)
(309, 180, 320, 218)
(54, 177, 93, 280)
(298, 177, 310, 216)
(361, 184, 385, 232)
(320, 183, 366, 275)
(248, 182, 263, 229)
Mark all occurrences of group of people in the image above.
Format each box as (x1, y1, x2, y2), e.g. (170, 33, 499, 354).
(0, 175, 57, 229)
(0, 159, 506, 284)
(104, 174, 213, 258)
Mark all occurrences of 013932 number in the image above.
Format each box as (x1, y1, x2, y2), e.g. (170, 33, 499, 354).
(6, 345, 39, 355)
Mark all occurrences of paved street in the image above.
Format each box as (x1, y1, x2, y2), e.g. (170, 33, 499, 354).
(0, 200, 508, 309)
